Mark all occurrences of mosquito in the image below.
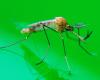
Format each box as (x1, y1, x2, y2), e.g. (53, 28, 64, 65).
(0, 17, 93, 74)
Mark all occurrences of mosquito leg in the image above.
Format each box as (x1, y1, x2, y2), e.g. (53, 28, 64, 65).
(36, 23, 59, 65)
(59, 33, 71, 75)
(0, 33, 32, 49)
(78, 28, 81, 45)
(77, 28, 93, 55)
(65, 30, 78, 42)
(42, 26, 50, 47)
(36, 25, 51, 65)
(84, 30, 93, 40)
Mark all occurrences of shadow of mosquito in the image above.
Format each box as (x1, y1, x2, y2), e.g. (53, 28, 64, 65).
(20, 44, 70, 80)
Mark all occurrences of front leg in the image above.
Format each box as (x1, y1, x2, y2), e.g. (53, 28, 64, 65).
(77, 28, 93, 55)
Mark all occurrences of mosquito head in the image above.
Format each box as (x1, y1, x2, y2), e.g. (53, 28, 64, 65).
(21, 28, 34, 34)
(66, 25, 74, 31)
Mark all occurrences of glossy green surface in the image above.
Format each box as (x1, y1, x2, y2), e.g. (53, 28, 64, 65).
(0, 0, 100, 80)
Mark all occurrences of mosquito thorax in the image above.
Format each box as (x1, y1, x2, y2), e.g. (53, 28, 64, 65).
(54, 17, 68, 32)
(55, 17, 67, 26)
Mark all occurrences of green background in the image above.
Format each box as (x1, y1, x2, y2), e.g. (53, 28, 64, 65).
(0, 0, 100, 80)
